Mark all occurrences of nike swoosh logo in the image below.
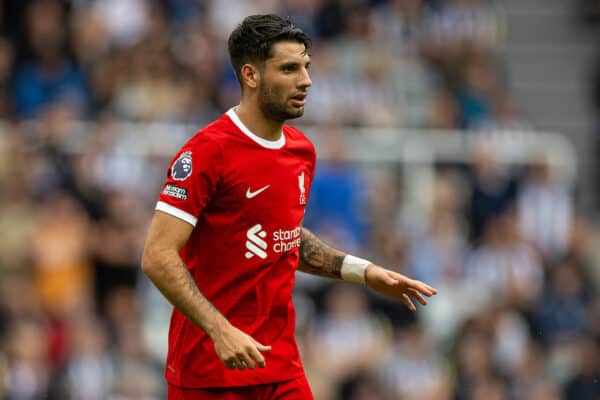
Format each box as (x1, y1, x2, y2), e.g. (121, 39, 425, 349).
(246, 185, 270, 199)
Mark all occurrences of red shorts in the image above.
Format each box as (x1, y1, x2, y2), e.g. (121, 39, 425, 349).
(167, 375, 314, 400)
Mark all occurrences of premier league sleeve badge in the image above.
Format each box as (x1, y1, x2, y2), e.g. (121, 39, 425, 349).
(171, 151, 193, 181)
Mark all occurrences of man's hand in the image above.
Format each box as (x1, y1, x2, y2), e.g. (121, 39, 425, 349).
(211, 322, 272, 371)
(365, 265, 437, 312)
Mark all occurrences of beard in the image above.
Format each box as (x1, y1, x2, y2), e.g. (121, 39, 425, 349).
(258, 82, 304, 122)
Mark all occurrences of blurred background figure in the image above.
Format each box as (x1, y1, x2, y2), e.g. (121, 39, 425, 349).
(377, 323, 451, 400)
(518, 156, 574, 262)
(4, 318, 51, 400)
(14, 0, 90, 118)
(0, 0, 599, 399)
(304, 283, 391, 400)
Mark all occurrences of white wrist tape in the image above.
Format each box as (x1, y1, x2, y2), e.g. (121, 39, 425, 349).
(341, 255, 371, 284)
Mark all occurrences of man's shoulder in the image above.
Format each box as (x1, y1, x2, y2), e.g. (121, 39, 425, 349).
(283, 124, 306, 137)
(283, 124, 314, 148)
(187, 114, 236, 146)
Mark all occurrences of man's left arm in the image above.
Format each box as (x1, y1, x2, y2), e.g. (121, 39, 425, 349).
(298, 227, 437, 311)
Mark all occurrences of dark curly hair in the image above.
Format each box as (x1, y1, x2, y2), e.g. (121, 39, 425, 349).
(228, 14, 311, 86)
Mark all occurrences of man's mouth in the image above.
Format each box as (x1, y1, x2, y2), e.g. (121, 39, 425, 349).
(290, 93, 307, 106)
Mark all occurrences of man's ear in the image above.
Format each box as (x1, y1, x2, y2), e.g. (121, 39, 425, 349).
(240, 64, 259, 89)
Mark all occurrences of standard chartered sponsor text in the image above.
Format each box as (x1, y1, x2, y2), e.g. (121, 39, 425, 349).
(273, 227, 301, 253)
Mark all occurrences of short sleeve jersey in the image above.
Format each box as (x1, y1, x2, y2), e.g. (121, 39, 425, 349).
(155, 108, 316, 388)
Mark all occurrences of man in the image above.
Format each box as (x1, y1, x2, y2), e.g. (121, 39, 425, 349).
(141, 14, 437, 400)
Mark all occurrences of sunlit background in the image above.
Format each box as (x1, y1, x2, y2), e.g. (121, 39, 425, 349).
(1, 0, 600, 399)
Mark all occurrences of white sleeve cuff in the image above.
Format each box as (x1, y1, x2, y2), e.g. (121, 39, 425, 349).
(155, 201, 197, 227)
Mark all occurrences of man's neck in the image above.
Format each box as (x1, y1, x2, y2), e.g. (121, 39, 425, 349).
(235, 102, 284, 142)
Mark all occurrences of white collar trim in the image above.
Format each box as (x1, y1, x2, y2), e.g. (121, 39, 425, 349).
(226, 107, 286, 149)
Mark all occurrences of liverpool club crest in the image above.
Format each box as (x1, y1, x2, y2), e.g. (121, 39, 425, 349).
(298, 172, 306, 205)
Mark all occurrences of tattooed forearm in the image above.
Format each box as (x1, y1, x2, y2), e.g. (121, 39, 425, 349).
(298, 228, 346, 279)
(143, 252, 227, 339)
(181, 261, 218, 311)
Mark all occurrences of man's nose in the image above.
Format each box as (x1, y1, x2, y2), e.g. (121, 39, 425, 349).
(298, 68, 312, 88)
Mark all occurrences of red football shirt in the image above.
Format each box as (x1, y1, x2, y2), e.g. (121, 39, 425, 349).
(155, 108, 316, 388)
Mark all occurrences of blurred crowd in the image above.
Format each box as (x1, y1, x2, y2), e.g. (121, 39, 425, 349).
(0, 0, 514, 130)
(0, 0, 599, 399)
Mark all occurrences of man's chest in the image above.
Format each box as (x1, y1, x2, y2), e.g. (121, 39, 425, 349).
(208, 149, 312, 223)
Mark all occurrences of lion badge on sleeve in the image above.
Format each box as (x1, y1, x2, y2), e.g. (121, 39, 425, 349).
(171, 151, 193, 181)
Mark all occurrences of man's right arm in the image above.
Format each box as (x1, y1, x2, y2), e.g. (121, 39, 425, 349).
(141, 211, 270, 370)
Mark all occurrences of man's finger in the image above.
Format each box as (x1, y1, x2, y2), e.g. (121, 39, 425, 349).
(418, 282, 438, 295)
(252, 338, 272, 352)
(224, 358, 236, 370)
(409, 281, 436, 297)
(235, 357, 246, 370)
(401, 294, 416, 312)
(248, 346, 267, 368)
(239, 353, 256, 370)
(408, 288, 428, 305)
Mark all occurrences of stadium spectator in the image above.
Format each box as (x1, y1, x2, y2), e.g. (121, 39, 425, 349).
(377, 323, 451, 399)
(465, 210, 544, 308)
(518, 157, 574, 262)
(452, 314, 505, 400)
(306, 283, 391, 398)
(457, 51, 500, 129)
(533, 259, 591, 344)
(303, 126, 368, 253)
(427, 87, 462, 129)
(59, 313, 114, 400)
(467, 138, 519, 243)
(31, 193, 92, 317)
(13, 0, 90, 118)
(4, 318, 51, 399)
